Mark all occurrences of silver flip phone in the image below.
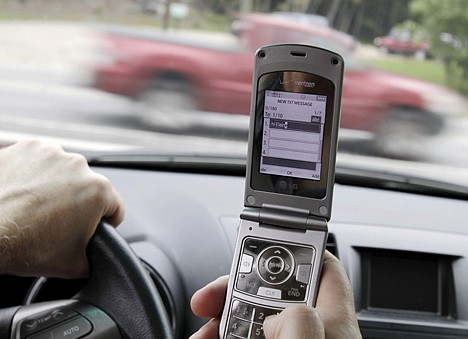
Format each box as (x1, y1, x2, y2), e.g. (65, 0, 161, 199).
(219, 44, 344, 339)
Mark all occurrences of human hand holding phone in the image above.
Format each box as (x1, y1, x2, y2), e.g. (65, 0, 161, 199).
(190, 252, 362, 339)
(218, 44, 344, 339)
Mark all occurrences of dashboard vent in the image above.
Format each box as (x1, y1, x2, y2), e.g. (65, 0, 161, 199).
(326, 233, 338, 258)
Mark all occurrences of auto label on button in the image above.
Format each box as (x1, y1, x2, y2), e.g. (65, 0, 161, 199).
(28, 316, 93, 339)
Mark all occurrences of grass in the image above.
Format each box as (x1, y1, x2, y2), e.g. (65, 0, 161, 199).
(369, 55, 446, 86)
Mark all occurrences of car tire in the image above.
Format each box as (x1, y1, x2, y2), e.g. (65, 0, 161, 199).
(374, 107, 444, 159)
(414, 50, 427, 60)
(137, 76, 196, 132)
(379, 46, 390, 54)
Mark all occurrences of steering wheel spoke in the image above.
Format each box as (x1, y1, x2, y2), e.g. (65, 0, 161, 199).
(2, 223, 173, 339)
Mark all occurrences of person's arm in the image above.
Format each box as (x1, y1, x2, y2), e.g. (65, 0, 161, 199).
(0, 138, 124, 279)
(190, 251, 362, 339)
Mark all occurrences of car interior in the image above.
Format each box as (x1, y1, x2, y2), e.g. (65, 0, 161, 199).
(1, 1, 468, 339)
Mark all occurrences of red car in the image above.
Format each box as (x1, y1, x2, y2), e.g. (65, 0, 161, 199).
(374, 29, 431, 59)
(92, 16, 465, 158)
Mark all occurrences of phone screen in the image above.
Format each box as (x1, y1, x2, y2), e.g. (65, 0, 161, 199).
(260, 89, 327, 181)
(251, 71, 336, 199)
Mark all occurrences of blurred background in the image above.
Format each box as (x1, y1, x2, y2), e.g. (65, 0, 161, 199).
(1, 0, 467, 173)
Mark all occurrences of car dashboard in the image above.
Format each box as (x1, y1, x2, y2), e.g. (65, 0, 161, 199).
(2, 164, 468, 339)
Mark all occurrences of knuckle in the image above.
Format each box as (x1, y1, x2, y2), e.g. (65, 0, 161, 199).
(68, 152, 88, 167)
(87, 173, 113, 201)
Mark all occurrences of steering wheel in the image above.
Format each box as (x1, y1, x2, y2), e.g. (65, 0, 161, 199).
(0, 222, 174, 339)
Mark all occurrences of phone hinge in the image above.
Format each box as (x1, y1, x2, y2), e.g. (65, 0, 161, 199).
(240, 204, 327, 231)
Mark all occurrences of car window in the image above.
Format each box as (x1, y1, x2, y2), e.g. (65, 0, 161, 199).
(1, 0, 467, 188)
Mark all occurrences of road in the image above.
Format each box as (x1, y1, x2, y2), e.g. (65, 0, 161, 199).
(0, 21, 248, 150)
(0, 76, 248, 155)
(0, 21, 248, 154)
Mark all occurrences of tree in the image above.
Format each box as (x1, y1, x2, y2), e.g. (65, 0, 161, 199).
(334, 0, 362, 33)
(410, 0, 468, 94)
(309, 0, 412, 43)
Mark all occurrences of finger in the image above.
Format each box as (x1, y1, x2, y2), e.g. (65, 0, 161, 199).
(263, 305, 324, 339)
(89, 172, 125, 227)
(316, 251, 361, 338)
(191, 276, 229, 318)
(189, 318, 220, 339)
(102, 185, 125, 227)
(316, 251, 355, 315)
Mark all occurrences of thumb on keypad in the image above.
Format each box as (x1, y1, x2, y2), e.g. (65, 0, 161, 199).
(263, 305, 325, 339)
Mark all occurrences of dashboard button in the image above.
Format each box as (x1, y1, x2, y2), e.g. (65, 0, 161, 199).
(27, 316, 92, 339)
(21, 308, 78, 337)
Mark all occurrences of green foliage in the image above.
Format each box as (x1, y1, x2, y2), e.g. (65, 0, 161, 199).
(410, 0, 468, 94)
(392, 19, 430, 44)
(370, 56, 445, 86)
(311, 0, 413, 43)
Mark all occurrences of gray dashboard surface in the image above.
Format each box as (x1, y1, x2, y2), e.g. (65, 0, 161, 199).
(95, 167, 468, 337)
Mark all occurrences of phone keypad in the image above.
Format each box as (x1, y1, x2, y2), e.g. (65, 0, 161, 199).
(235, 237, 315, 302)
(226, 299, 280, 339)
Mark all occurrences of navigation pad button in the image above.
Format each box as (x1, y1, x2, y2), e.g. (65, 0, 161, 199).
(257, 246, 294, 285)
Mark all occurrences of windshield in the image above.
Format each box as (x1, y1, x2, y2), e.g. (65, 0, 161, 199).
(2, 1, 468, 189)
